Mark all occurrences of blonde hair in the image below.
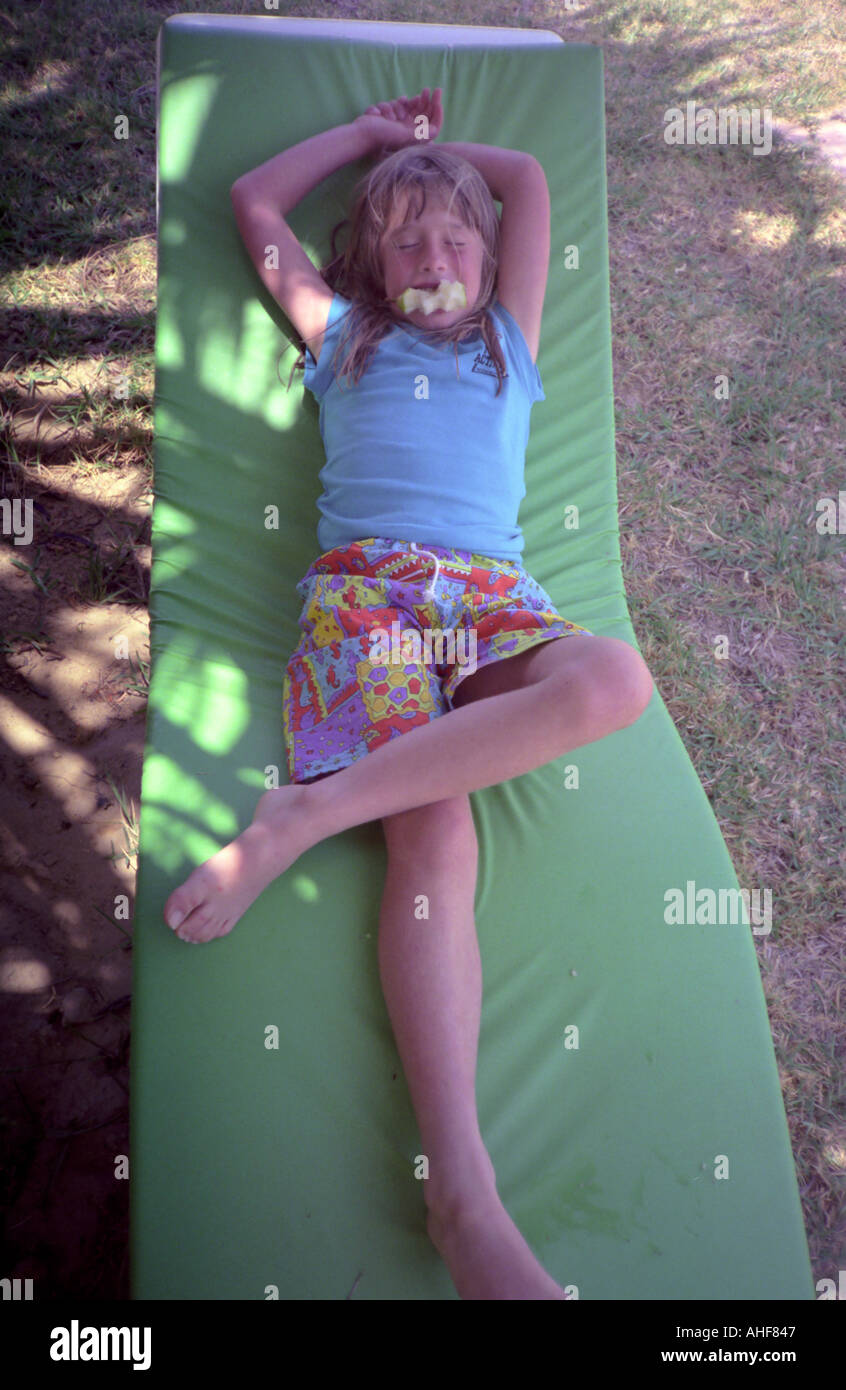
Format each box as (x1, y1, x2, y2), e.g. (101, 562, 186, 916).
(280, 145, 507, 397)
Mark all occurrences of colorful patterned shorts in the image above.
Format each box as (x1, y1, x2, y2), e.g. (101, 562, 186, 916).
(282, 537, 594, 784)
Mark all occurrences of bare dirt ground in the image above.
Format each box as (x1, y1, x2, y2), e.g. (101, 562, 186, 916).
(771, 107, 846, 183)
(1, 460, 149, 1300)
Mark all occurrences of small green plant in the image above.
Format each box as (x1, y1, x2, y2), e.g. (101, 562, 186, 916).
(105, 774, 139, 870)
(85, 531, 135, 604)
(10, 547, 60, 597)
(122, 651, 150, 696)
(0, 628, 49, 655)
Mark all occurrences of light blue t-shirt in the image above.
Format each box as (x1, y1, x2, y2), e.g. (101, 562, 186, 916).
(302, 292, 545, 562)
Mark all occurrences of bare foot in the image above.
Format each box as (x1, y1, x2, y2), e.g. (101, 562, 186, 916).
(163, 785, 312, 944)
(427, 1195, 571, 1300)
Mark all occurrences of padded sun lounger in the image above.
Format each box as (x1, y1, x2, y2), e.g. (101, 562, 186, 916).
(131, 14, 814, 1299)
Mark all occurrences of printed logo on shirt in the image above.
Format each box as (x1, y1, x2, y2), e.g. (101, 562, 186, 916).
(471, 337, 509, 381)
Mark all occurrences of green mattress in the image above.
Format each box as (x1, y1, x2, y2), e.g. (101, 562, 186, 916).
(131, 14, 813, 1300)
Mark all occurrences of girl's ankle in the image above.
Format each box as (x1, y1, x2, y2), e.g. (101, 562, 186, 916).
(422, 1150, 499, 1224)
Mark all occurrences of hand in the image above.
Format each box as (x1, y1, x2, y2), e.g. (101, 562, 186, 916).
(354, 86, 443, 155)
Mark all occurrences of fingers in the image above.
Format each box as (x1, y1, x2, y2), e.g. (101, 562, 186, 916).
(367, 86, 442, 127)
(394, 88, 441, 118)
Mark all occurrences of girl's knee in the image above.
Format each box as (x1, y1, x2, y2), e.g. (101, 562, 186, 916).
(588, 636, 653, 724)
(382, 794, 477, 861)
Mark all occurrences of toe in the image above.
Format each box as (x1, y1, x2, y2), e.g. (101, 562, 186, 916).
(164, 880, 207, 932)
(174, 901, 215, 936)
(177, 910, 229, 944)
(164, 895, 188, 930)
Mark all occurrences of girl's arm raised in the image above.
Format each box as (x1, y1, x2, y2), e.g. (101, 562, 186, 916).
(231, 122, 375, 217)
(436, 142, 538, 202)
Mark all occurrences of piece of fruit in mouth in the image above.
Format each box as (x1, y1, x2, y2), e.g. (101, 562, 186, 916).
(396, 280, 468, 314)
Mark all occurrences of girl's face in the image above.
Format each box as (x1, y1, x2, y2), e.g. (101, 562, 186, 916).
(381, 195, 483, 326)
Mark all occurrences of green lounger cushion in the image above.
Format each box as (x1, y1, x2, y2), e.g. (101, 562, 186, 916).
(130, 14, 813, 1299)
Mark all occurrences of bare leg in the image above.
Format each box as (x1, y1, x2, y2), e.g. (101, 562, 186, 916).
(304, 636, 645, 842)
(163, 635, 652, 941)
(378, 807, 492, 1210)
(379, 812, 569, 1298)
